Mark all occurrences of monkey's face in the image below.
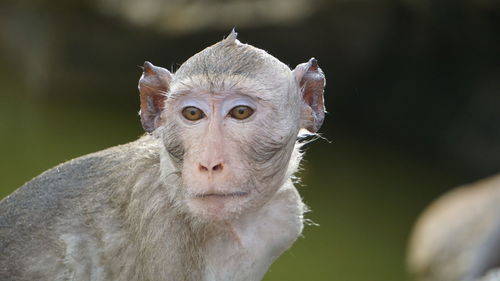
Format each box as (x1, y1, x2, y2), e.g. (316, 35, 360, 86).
(139, 36, 325, 221)
(161, 78, 301, 221)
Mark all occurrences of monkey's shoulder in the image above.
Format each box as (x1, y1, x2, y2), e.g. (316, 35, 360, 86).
(0, 136, 159, 249)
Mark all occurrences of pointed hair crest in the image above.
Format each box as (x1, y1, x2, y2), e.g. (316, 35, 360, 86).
(224, 29, 239, 44)
(172, 29, 293, 93)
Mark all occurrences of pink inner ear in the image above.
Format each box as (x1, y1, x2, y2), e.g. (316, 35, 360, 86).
(301, 70, 324, 106)
(293, 58, 326, 133)
(138, 62, 172, 133)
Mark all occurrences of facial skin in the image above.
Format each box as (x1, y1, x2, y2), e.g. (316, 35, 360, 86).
(162, 81, 299, 220)
(176, 92, 260, 216)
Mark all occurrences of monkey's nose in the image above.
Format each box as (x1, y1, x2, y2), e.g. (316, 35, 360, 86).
(198, 162, 224, 173)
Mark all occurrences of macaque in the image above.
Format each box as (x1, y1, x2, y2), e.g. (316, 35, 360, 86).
(0, 30, 326, 281)
(407, 174, 500, 281)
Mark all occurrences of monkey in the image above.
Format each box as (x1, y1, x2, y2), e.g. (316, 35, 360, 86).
(407, 173, 500, 281)
(0, 30, 326, 281)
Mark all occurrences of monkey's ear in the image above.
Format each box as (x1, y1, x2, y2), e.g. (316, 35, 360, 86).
(138, 61, 172, 133)
(293, 58, 326, 133)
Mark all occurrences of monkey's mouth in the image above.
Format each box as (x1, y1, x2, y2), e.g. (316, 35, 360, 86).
(187, 191, 251, 219)
(193, 191, 249, 198)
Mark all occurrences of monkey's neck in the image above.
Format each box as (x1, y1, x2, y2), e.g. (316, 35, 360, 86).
(202, 181, 303, 281)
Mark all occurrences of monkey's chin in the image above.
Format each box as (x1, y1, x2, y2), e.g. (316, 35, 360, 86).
(186, 192, 250, 221)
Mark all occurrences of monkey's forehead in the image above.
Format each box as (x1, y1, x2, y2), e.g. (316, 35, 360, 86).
(168, 73, 295, 100)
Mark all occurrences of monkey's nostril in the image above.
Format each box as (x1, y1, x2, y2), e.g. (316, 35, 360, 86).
(212, 163, 223, 172)
(198, 164, 209, 172)
(198, 163, 223, 172)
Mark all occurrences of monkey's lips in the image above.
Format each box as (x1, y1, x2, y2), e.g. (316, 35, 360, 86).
(187, 190, 251, 219)
(192, 191, 249, 199)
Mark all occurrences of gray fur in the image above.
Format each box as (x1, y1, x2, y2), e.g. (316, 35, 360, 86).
(0, 136, 206, 280)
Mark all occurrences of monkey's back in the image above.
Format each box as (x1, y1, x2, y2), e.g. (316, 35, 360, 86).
(0, 136, 157, 279)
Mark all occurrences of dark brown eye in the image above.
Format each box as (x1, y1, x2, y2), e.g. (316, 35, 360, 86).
(229, 105, 254, 120)
(182, 106, 205, 121)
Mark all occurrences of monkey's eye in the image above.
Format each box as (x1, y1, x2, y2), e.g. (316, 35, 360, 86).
(182, 106, 205, 121)
(229, 105, 254, 120)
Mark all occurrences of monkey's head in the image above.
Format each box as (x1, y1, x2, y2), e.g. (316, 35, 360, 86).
(138, 31, 325, 222)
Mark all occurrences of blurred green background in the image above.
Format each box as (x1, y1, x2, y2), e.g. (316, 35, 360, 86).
(1, 0, 499, 280)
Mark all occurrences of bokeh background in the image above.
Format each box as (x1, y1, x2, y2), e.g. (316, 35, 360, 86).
(1, 0, 499, 280)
